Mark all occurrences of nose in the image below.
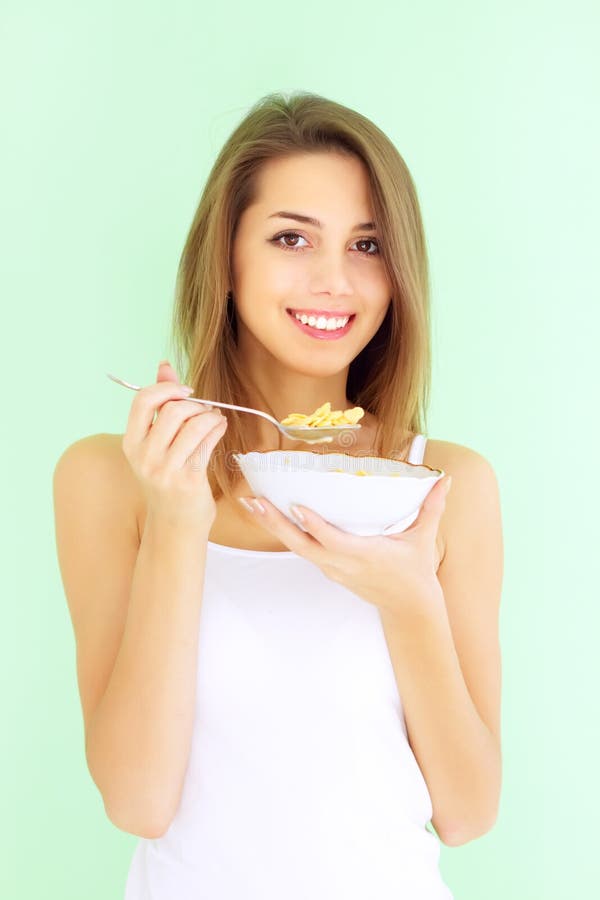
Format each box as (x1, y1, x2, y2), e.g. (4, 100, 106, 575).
(307, 247, 354, 297)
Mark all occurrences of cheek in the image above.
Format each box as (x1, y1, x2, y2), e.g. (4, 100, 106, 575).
(353, 264, 391, 296)
(242, 249, 296, 293)
(257, 265, 307, 304)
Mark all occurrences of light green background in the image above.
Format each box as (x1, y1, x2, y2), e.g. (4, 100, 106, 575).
(2, 1, 598, 897)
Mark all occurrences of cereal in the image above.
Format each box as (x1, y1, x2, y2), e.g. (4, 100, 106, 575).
(281, 401, 365, 428)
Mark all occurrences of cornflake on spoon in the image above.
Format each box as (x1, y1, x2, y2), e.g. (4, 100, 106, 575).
(280, 401, 365, 428)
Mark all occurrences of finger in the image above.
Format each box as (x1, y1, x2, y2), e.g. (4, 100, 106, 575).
(240, 496, 324, 558)
(411, 475, 452, 534)
(123, 381, 197, 452)
(169, 412, 228, 471)
(146, 399, 223, 465)
(246, 497, 361, 563)
(156, 359, 180, 384)
(429, 474, 452, 508)
(286, 502, 368, 556)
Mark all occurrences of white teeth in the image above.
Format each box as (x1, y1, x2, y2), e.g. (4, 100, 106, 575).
(293, 312, 350, 330)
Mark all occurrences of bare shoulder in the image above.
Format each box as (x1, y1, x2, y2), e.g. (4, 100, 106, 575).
(423, 437, 497, 478)
(53, 432, 140, 541)
(423, 438, 500, 561)
(54, 431, 133, 484)
(55, 431, 128, 467)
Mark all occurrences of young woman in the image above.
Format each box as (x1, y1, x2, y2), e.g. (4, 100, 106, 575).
(53, 92, 503, 899)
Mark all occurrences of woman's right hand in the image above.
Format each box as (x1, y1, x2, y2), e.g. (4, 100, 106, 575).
(121, 360, 228, 527)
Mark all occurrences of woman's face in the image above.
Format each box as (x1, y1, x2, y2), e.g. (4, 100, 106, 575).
(231, 151, 392, 380)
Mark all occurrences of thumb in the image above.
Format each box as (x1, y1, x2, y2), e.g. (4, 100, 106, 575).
(418, 474, 452, 526)
(156, 359, 180, 385)
(425, 475, 452, 509)
(392, 474, 451, 540)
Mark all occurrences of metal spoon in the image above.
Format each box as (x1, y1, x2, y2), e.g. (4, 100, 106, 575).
(106, 373, 361, 446)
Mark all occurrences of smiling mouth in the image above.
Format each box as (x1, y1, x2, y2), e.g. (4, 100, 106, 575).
(286, 308, 356, 339)
(286, 309, 356, 325)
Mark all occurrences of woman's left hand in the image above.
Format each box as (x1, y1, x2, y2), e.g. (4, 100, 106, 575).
(239, 474, 452, 624)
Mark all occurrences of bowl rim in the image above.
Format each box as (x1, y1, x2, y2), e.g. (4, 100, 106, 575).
(233, 448, 443, 475)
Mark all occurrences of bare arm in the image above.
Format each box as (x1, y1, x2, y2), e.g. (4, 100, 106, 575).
(380, 446, 503, 846)
(85, 510, 211, 837)
(53, 370, 228, 838)
(380, 605, 501, 846)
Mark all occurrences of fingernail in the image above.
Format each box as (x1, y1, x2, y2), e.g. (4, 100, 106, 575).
(290, 504, 305, 522)
(159, 359, 171, 367)
(444, 476, 452, 493)
(239, 497, 265, 514)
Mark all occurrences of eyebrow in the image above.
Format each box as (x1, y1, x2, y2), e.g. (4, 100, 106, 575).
(267, 211, 377, 232)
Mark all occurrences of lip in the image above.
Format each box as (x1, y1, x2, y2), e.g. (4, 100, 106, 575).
(286, 308, 356, 340)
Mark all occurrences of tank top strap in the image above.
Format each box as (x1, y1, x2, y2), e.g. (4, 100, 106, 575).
(407, 433, 427, 465)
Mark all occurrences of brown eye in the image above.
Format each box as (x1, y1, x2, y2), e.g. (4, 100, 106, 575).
(355, 239, 379, 255)
(271, 231, 307, 251)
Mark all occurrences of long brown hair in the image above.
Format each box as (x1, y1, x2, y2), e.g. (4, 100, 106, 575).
(169, 91, 432, 505)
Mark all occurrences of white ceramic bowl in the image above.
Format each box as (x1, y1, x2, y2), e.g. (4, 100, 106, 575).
(233, 450, 445, 536)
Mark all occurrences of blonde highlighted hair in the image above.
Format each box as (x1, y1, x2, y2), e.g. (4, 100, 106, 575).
(169, 91, 432, 505)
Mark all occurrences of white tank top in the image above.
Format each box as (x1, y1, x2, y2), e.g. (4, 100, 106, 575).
(124, 433, 454, 899)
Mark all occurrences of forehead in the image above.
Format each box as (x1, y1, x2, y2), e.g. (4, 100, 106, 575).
(250, 152, 374, 217)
